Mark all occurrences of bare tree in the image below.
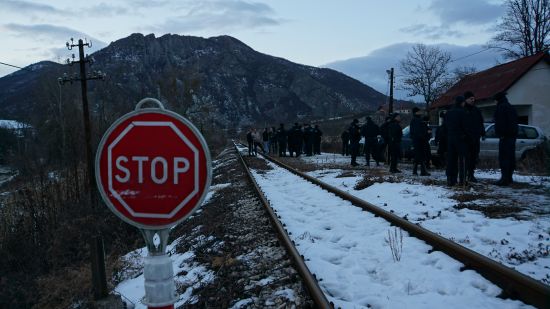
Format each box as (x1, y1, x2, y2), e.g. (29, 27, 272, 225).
(490, 0, 550, 59)
(399, 44, 452, 109)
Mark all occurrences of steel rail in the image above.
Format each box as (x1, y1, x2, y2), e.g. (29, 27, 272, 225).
(261, 153, 550, 309)
(233, 144, 333, 309)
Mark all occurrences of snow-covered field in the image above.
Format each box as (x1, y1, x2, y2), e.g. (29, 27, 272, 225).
(302, 153, 549, 285)
(248, 157, 534, 308)
(113, 147, 547, 308)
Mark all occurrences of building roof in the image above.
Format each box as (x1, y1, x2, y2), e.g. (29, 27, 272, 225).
(431, 51, 550, 109)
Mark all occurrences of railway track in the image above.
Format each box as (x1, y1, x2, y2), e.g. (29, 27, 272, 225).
(234, 143, 550, 309)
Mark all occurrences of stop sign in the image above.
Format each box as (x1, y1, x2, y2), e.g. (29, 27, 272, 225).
(95, 104, 211, 229)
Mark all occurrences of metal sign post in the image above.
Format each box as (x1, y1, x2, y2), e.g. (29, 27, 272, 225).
(95, 98, 212, 308)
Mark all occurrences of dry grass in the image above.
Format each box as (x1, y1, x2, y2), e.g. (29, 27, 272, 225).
(453, 203, 523, 218)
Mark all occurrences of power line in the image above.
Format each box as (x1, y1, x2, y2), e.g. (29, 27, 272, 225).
(0, 61, 29, 71)
(450, 47, 493, 63)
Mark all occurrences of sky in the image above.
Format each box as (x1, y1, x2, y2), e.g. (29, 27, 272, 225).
(0, 0, 508, 100)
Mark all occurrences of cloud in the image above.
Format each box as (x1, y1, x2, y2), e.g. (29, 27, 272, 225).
(400, 24, 464, 40)
(324, 43, 503, 101)
(3, 24, 107, 59)
(3, 0, 66, 15)
(150, 0, 282, 33)
(428, 0, 504, 25)
(86, 3, 129, 16)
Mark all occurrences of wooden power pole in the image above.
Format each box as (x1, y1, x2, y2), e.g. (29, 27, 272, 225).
(58, 38, 108, 300)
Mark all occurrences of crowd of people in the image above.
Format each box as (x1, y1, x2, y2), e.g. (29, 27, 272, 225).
(246, 123, 323, 157)
(340, 90, 518, 187)
(245, 90, 518, 187)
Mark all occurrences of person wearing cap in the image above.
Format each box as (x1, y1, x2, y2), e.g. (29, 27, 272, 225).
(463, 91, 485, 182)
(493, 92, 518, 186)
(387, 113, 403, 173)
(361, 116, 380, 166)
(410, 107, 430, 176)
(348, 119, 362, 166)
(445, 96, 467, 186)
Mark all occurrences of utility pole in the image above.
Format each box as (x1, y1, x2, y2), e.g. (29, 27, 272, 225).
(58, 38, 105, 205)
(58, 38, 108, 301)
(387, 67, 394, 114)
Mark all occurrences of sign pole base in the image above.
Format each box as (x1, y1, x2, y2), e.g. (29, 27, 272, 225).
(141, 229, 177, 308)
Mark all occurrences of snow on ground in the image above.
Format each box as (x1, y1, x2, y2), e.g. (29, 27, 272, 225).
(249, 159, 533, 308)
(113, 179, 232, 308)
(114, 235, 215, 308)
(303, 153, 550, 285)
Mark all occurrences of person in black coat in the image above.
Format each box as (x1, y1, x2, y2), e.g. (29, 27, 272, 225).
(361, 116, 380, 166)
(379, 116, 392, 163)
(493, 92, 518, 186)
(303, 123, 314, 156)
(435, 112, 448, 168)
(348, 119, 362, 166)
(445, 96, 467, 186)
(387, 113, 403, 173)
(410, 108, 430, 176)
(341, 129, 350, 156)
(288, 123, 303, 157)
(463, 91, 485, 182)
(276, 123, 287, 157)
(313, 125, 323, 155)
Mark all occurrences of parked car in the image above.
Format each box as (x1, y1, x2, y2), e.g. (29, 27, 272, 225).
(427, 123, 546, 161)
(480, 123, 546, 160)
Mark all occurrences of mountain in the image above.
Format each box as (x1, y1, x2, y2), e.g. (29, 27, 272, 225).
(0, 33, 397, 128)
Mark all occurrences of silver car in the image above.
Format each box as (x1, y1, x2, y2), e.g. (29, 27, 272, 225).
(429, 123, 546, 161)
(480, 123, 546, 160)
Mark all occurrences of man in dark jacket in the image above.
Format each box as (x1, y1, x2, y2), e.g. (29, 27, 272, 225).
(410, 108, 430, 176)
(493, 92, 518, 186)
(276, 124, 287, 157)
(380, 116, 392, 163)
(246, 128, 255, 156)
(445, 96, 467, 186)
(387, 113, 402, 173)
(361, 116, 380, 166)
(435, 112, 448, 168)
(348, 119, 362, 166)
(341, 129, 350, 156)
(463, 91, 485, 182)
(303, 123, 314, 156)
(288, 123, 303, 157)
(313, 125, 323, 155)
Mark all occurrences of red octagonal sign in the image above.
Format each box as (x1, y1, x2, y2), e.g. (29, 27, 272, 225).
(96, 105, 211, 229)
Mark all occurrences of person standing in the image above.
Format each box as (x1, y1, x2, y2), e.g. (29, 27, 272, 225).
(435, 112, 448, 168)
(341, 129, 350, 156)
(445, 96, 467, 186)
(361, 116, 380, 166)
(410, 108, 430, 176)
(252, 128, 263, 154)
(270, 127, 277, 154)
(387, 113, 403, 173)
(303, 123, 314, 156)
(262, 128, 270, 154)
(313, 125, 323, 155)
(348, 119, 362, 166)
(246, 128, 255, 156)
(493, 92, 518, 186)
(380, 116, 392, 163)
(276, 123, 287, 157)
(463, 91, 485, 182)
